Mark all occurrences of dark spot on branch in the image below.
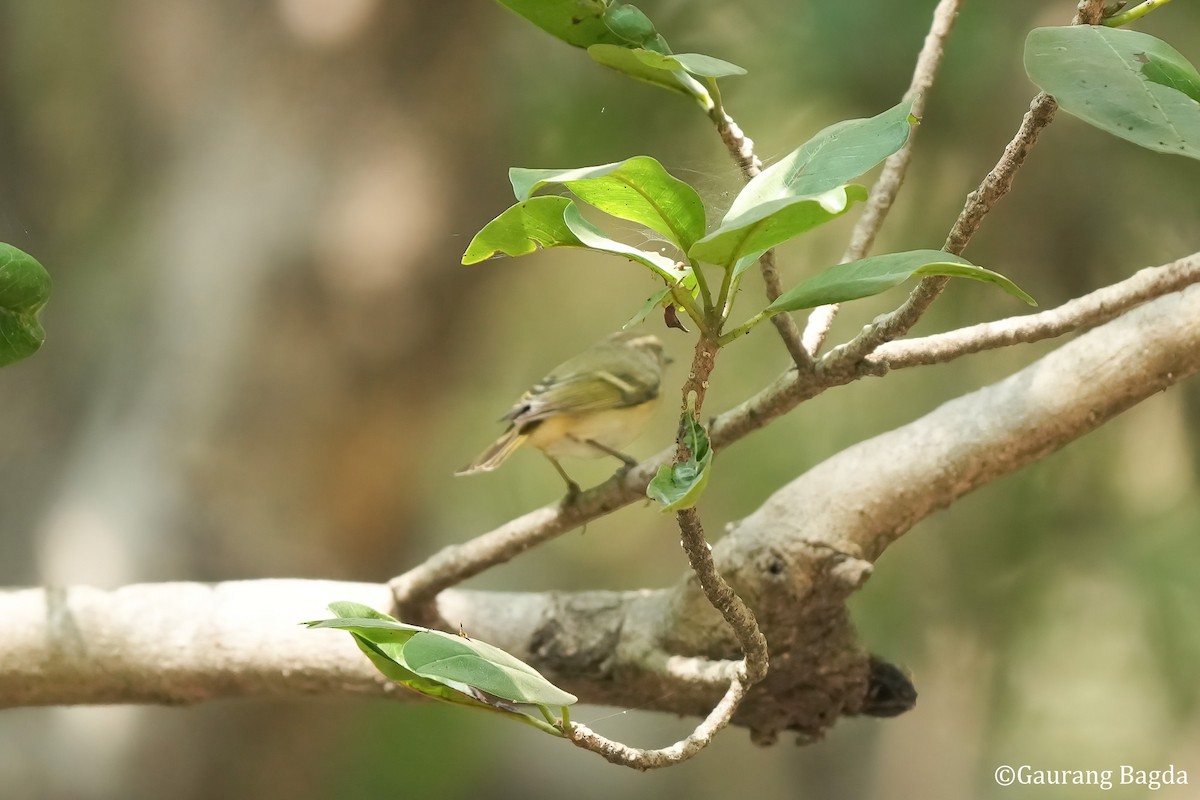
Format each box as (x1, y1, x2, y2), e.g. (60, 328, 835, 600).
(860, 655, 918, 717)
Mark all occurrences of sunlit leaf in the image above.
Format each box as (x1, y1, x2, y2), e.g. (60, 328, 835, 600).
(461, 196, 678, 281)
(1025, 26, 1200, 160)
(688, 185, 867, 270)
(647, 413, 712, 511)
(510, 157, 706, 251)
(0, 243, 51, 368)
(725, 98, 915, 219)
(767, 250, 1037, 313)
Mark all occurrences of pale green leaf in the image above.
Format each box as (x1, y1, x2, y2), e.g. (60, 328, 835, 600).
(632, 50, 746, 78)
(725, 98, 915, 219)
(402, 631, 578, 707)
(587, 45, 712, 104)
(767, 250, 1037, 313)
(688, 185, 867, 270)
(1025, 26, 1200, 160)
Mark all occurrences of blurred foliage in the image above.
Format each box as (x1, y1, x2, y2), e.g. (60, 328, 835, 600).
(1, 1, 1198, 798)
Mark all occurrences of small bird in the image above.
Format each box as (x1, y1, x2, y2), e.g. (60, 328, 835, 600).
(457, 330, 668, 496)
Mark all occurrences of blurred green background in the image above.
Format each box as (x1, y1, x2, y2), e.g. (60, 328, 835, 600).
(2, 1, 1199, 798)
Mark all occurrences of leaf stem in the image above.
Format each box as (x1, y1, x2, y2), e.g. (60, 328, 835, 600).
(717, 310, 770, 346)
(669, 280, 710, 334)
(715, 264, 735, 322)
(689, 259, 715, 313)
(1102, 0, 1174, 27)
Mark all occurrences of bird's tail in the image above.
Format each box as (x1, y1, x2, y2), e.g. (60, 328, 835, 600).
(456, 426, 528, 475)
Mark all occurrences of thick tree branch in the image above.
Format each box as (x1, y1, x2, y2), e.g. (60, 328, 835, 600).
(744, 282, 1200, 565)
(7, 283, 1199, 743)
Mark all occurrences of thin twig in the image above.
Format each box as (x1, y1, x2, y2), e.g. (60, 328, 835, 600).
(874, 252, 1200, 368)
(709, 108, 814, 368)
(802, 0, 964, 355)
(818, 0, 1107, 368)
(555, 335, 769, 769)
(1102, 0, 1175, 27)
(564, 674, 750, 769)
(675, 507, 770, 683)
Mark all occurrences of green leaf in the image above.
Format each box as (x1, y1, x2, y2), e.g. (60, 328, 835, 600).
(587, 45, 713, 104)
(602, 3, 668, 53)
(510, 157, 706, 251)
(350, 634, 562, 735)
(1025, 26, 1200, 160)
(306, 603, 570, 735)
(326, 600, 405, 624)
(646, 413, 712, 511)
(1139, 52, 1200, 104)
(632, 50, 747, 78)
(0, 243, 52, 368)
(402, 631, 578, 707)
(688, 184, 867, 270)
(304, 616, 426, 645)
(495, 0, 624, 49)
(626, 286, 672, 328)
(304, 606, 461, 696)
(767, 250, 1037, 313)
(725, 98, 916, 220)
(623, 268, 698, 328)
(560, 203, 682, 279)
(461, 196, 678, 280)
(461, 196, 584, 263)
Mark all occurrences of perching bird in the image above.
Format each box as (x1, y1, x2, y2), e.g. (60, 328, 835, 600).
(457, 330, 668, 496)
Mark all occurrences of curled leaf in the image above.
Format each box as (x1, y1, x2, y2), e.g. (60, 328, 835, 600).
(647, 413, 712, 511)
(0, 243, 52, 368)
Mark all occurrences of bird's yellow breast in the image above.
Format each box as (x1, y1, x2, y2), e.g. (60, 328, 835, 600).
(527, 397, 660, 459)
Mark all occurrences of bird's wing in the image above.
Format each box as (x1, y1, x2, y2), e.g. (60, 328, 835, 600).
(503, 366, 658, 425)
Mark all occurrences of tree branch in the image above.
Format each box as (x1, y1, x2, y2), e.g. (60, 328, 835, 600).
(822, 0, 1107, 366)
(7, 283, 1198, 743)
(874, 252, 1200, 368)
(390, 244, 1190, 628)
(803, 0, 964, 355)
(709, 102, 813, 369)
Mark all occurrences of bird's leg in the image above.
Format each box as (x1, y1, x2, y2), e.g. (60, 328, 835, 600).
(581, 437, 639, 479)
(544, 454, 582, 502)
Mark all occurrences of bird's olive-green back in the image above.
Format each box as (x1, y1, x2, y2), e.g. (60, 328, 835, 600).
(503, 331, 665, 424)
